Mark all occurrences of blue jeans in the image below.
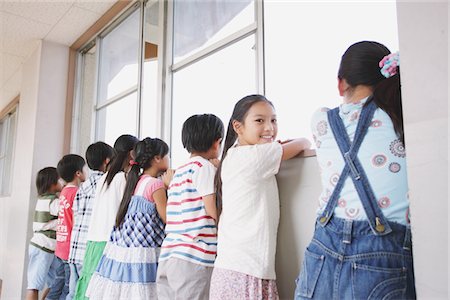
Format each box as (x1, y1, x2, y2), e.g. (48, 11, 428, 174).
(294, 217, 416, 300)
(67, 263, 82, 300)
(46, 257, 67, 300)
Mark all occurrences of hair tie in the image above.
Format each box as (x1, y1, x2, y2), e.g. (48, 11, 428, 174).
(379, 52, 399, 78)
(129, 160, 139, 166)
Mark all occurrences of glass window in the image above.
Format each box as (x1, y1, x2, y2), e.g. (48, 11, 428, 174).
(0, 108, 17, 196)
(173, 0, 255, 63)
(171, 35, 257, 167)
(96, 92, 138, 146)
(97, 9, 140, 106)
(264, 1, 399, 141)
(93, 7, 141, 145)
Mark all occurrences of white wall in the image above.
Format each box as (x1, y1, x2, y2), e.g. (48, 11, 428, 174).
(0, 40, 68, 299)
(276, 156, 321, 299)
(397, 2, 448, 299)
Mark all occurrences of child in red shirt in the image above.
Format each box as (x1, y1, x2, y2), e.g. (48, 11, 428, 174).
(55, 154, 87, 299)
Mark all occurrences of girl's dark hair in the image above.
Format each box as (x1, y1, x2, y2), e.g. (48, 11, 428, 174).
(214, 94, 274, 213)
(115, 137, 169, 227)
(338, 41, 404, 142)
(104, 134, 139, 188)
(36, 167, 59, 195)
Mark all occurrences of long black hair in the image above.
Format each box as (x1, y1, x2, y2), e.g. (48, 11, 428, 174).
(214, 94, 274, 213)
(115, 137, 169, 227)
(338, 41, 404, 142)
(104, 134, 139, 188)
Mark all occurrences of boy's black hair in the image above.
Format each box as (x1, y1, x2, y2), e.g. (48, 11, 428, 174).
(36, 167, 59, 196)
(182, 114, 224, 153)
(85, 142, 114, 171)
(57, 154, 86, 183)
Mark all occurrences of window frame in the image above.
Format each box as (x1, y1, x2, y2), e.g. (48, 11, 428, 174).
(71, 0, 265, 162)
(0, 102, 18, 197)
(164, 0, 264, 160)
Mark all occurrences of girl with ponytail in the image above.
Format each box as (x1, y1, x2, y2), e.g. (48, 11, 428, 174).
(75, 134, 139, 300)
(210, 95, 311, 299)
(295, 41, 415, 299)
(87, 137, 171, 299)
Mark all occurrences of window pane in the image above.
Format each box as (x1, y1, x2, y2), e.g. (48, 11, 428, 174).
(0, 110, 17, 196)
(98, 9, 140, 105)
(173, 0, 254, 63)
(141, 1, 160, 139)
(3, 111, 16, 195)
(264, 1, 399, 141)
(96, 93, 138, 146)
(171, 35, 257, 167)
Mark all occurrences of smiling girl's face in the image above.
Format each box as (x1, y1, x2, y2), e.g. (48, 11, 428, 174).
(233, 101, 278, 146)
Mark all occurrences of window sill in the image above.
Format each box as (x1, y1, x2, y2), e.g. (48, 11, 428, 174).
(295, 149, 316, 158)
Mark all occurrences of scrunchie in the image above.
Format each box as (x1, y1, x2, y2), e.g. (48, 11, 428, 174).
(379, 52, 400, 78)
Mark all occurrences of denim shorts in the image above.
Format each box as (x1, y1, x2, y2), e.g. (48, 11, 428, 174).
(27, 244, 55, 290)
(294, 217, 416, 300)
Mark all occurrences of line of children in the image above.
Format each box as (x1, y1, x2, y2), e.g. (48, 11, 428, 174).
(87, 138, 172, 299)
(28, 98, 312, 300)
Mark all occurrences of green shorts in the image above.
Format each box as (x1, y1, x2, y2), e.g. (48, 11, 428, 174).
(73, 241, 106, 300)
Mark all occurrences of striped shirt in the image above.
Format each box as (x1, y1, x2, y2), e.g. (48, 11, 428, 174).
(159, 156, 217, 267)
(68, 170, 104, 265)
(30, 194, 59, 253)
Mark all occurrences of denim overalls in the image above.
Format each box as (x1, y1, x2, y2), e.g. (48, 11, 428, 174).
(294, 101, 416, 300)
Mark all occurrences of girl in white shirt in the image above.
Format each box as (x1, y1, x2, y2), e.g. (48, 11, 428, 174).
(74, 134, 139, 300)
(210, 95, 311, 299)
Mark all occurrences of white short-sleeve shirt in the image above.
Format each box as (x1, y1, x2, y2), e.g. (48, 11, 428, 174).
(214, 142, 283, 280)
(87, 172, 127, 241)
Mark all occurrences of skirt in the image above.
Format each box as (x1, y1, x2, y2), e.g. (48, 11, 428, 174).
(210, 267, 279, 300)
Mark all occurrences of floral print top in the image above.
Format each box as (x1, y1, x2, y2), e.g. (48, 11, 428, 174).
(311, 97, 410, 225)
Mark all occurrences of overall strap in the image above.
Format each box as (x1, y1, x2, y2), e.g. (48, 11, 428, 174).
(135, 176, 152, 197)
(318, 100, 392, 236)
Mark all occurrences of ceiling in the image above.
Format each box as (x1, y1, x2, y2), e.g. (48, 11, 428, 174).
(0, 0, 118, 104)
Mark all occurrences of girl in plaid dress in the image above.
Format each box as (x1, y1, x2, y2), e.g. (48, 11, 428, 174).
(86, 138, 173, 299)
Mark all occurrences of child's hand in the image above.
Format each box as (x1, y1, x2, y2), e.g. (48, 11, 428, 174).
(209, 158, 220, 168)
(162, 169, 175, 188)
(281, 138, 312, 160)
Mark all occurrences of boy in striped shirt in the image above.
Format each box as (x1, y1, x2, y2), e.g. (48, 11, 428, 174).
(157, 114, 224, 299)
(26, 167, 63, 300)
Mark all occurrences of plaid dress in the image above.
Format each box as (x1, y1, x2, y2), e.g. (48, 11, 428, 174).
(86, 176, 165, 299)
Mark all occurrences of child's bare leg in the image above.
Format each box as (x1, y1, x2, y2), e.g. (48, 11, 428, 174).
(25, 289, 38, 300)
(40, 287, 50, 300)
